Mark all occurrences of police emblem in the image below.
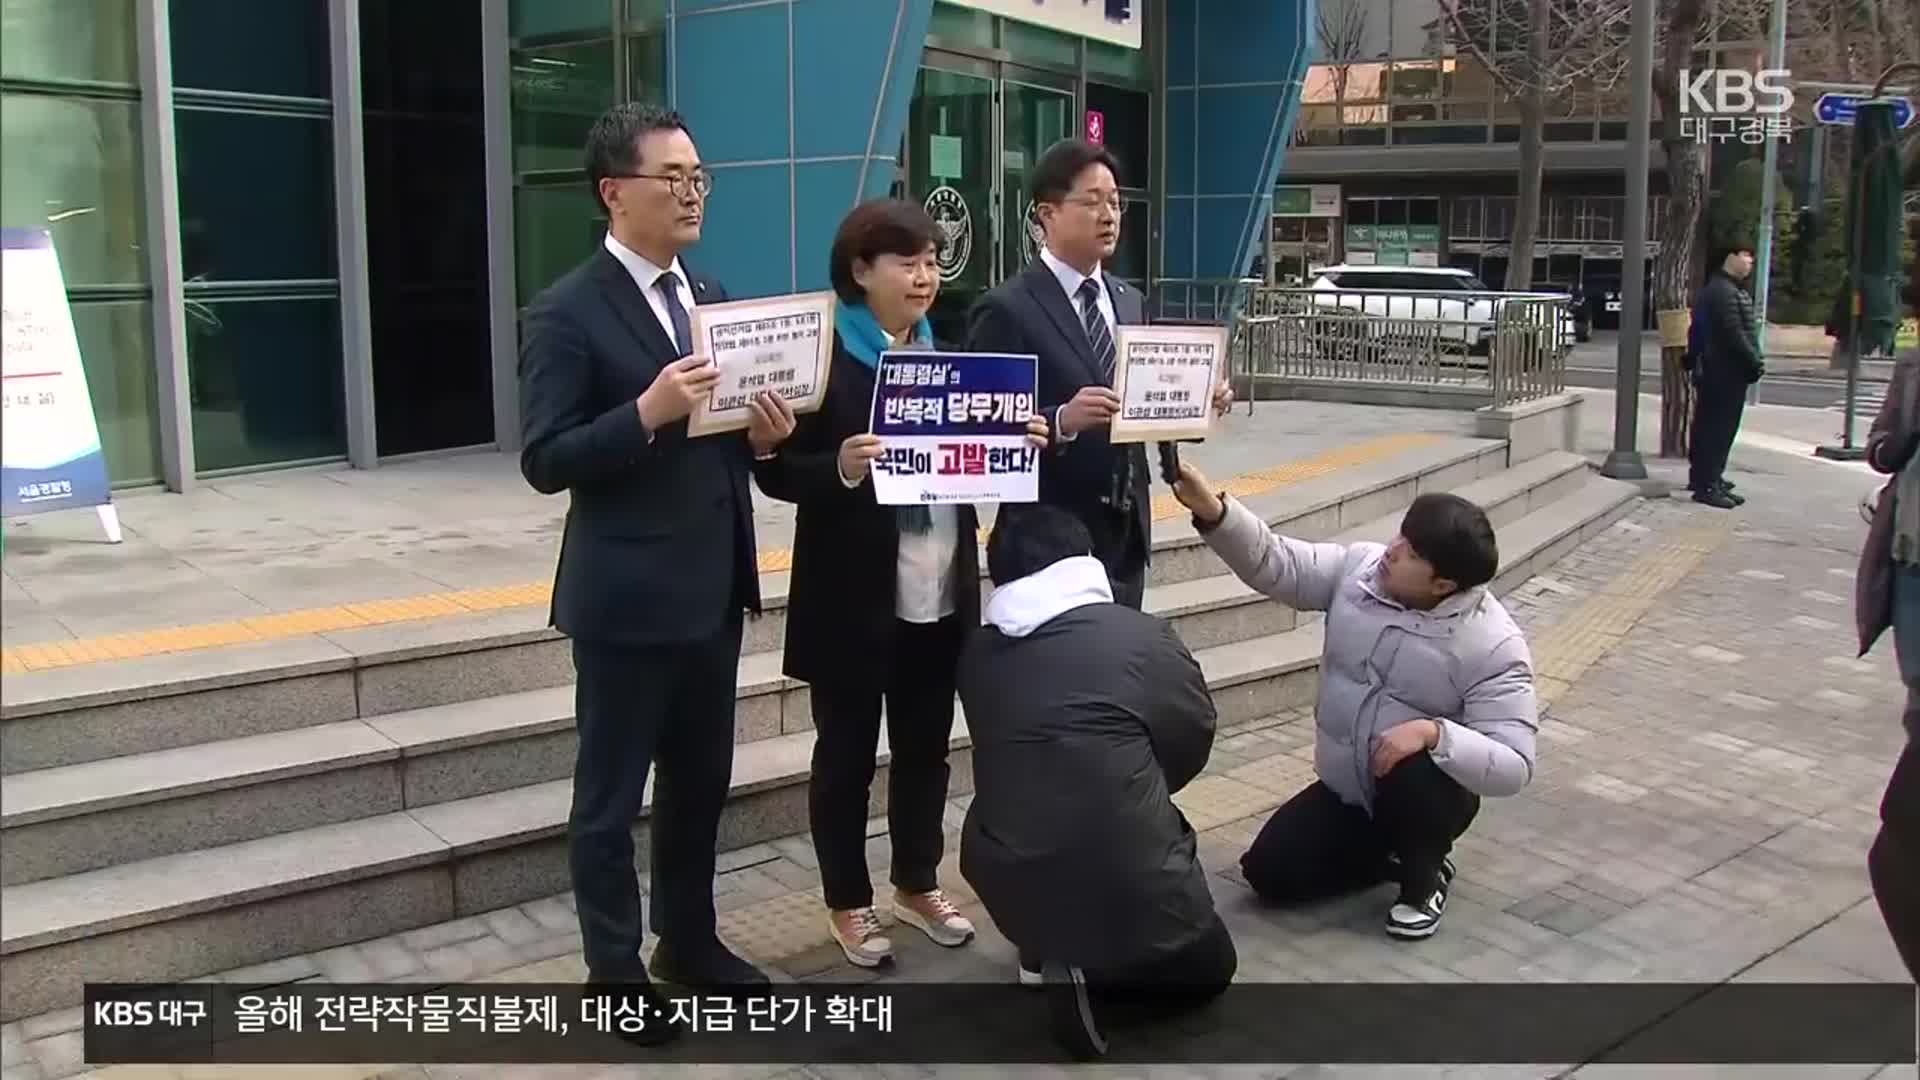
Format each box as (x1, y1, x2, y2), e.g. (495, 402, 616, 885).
(924, 185, 972, 282)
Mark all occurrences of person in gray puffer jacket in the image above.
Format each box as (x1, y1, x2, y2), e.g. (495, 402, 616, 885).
(1172, 460, 1539, 940)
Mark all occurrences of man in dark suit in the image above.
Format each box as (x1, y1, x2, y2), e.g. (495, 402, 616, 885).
(518, 103, 795, 1038)
(965, 139, 1230, 608)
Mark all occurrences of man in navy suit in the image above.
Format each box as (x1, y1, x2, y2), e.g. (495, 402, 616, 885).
(966, 139, 1230, 608)
(518, 103, 794, 1040)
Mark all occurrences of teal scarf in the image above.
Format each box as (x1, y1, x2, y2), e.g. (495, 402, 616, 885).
(836, 299, 933, 368)
(837, 300, 936, 533)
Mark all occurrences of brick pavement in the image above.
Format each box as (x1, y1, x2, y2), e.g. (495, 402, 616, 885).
(6, 460, 1917, 1080)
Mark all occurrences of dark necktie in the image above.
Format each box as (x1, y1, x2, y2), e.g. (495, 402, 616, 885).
(1078, 278, 1116, 384)
(656, 270, 692, 358)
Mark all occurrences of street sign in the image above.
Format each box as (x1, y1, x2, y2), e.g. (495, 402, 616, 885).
(1815, 92, 1915, 128)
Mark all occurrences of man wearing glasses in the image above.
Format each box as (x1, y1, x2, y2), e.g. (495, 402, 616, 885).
(966, 139, 1231, 609)
(518, 103, 795, 1043)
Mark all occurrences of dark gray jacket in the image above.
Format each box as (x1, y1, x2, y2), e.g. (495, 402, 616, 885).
(957, 555, 1219, 969)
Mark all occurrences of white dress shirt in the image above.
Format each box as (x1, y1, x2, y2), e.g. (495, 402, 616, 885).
(840, 329, 959, 623)
(603, 231, 695, 351)
(1039, 245, 1116, 444)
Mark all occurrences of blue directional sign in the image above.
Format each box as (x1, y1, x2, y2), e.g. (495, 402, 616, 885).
(1815, 93, 1915, 128)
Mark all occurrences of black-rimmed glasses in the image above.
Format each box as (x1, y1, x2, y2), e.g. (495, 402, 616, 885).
(613, 169, 714, 201)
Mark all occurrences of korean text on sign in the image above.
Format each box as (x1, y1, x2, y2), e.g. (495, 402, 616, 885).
(1119, 340, 1215, 422)
(709, 312, 824, 413)
(868, 352, 1039, 506)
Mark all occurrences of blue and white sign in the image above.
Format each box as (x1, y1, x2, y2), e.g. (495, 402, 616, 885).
(867, 352, 1040, 506)
(1815, 93, 1915, 128)
(2, 228, 114, 523)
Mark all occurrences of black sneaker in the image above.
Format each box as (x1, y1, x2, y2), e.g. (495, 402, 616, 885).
(648, 937, 771, 994)
(1385, 874, 1452, 940)
(1042, 960, 1108, 1060)
(1692, 487, 1739, 510)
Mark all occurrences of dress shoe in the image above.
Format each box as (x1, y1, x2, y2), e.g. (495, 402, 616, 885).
(648, 937, 772, 991)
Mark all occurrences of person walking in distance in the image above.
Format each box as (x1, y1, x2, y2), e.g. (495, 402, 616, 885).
(1171, 459, 1539, 941)
(1688, 244, 1765, 509)
(517, 103, 795, 1042)
(964, 138, 1231, 609)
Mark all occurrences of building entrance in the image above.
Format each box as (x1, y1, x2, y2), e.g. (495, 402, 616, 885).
(906, 51, 1076, 344)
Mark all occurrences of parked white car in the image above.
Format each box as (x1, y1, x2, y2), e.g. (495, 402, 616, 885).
(1303, 265, 1575, 357)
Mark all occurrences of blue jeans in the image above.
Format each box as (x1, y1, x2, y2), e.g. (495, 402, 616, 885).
(1895, 563, 1920, 689)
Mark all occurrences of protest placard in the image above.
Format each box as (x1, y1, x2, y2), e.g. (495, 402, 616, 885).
(2, 227, 120, 541)
(686, 291, 835, 437)
(1109, 324, 1226, 443)
(867, 352, 1039, 506)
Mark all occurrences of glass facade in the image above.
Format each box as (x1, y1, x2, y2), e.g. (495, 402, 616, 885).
(171, 0, 345, 474)
(508, 0, 667, 311)
(0, 0, 1184, 491)
(0, 0, 161, 487)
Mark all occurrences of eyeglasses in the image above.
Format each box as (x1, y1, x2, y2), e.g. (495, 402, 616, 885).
(1060, 194, 1126, 215)
(614, 169, 714, 201)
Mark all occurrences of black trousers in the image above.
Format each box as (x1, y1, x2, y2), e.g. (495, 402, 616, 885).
(568, 619, 742, 981)
(1868, 735, 1920, 982)
(807, 616, 962, 911)
(1688, 382, 1747, 492)
(1241, 753, 1479, 905)
(1083, 503, 1147, 611)
(1082, 915, 1238, 1028)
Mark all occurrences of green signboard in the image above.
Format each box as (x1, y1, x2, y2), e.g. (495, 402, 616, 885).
(1345, 224, 1439, 266)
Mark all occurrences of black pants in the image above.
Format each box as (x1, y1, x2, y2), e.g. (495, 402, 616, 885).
(808, 617, 962, 911)
(568, 620, 742, 981)
(1688, 382, 1747, 492)
(1084, 504, 1147, 611)
(1868, 735, 1920, 982)
(1241, 753, 1479, 904)
(1083, 915, 1238, 1027)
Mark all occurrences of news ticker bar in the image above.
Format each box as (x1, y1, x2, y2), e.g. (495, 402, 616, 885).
(83, 982, 1917, 1065)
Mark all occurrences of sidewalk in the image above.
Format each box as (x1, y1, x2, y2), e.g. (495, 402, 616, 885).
(0, 401, 1476, 680)
(4, 442, 1912, 1079)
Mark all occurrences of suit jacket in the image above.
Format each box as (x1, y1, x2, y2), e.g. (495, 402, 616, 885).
(964, 262, 1151, 578)
(752, 335, 981, 687)
(518, 247, 761, 647)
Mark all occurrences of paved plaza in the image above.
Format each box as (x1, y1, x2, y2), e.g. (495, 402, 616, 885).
(1, 393, 1914, 1078)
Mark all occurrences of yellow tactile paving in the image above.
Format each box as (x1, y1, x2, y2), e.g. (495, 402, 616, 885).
(1528, 521, 1733, 710)
(1, 431, 1449, 675)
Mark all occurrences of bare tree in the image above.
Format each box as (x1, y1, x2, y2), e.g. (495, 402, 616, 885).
(1318, 0, 1372, 104)
(1440, 0, 1636, 289)
(1652, 0, 1712, 458)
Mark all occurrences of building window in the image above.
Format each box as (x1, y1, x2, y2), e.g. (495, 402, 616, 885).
(170, 0, 345, 474)
(509, 0, 668, 308)
(1, 0, 161, 487)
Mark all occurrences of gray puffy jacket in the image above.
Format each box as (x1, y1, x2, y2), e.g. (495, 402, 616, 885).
(1202, 497, 1540, 809)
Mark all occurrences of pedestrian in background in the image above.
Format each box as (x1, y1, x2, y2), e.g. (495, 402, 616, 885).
(1687, 244, 1766, 509)
(752, 198, 1050, 970)
(1853, 279, 1920, 981)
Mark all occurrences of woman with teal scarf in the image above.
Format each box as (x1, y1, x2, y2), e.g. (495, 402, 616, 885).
(753, 199, 1049, 971)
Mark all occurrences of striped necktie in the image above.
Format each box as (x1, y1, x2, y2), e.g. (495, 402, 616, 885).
(1078, 278, 1115, 383)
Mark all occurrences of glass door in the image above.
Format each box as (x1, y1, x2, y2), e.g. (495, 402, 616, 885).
(1000, 72, 1075, 281)
(908, 56, 995, 344)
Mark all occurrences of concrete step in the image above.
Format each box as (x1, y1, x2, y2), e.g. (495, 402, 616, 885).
(0, 464, 1638, 1021)
(1, 437, 1507, 775)
(0, 447, 1583, 886)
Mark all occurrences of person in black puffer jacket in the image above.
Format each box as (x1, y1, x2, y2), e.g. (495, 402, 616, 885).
(1688, 244, 1766, 508)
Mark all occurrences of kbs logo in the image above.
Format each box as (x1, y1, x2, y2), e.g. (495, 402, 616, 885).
(1679, 68, 1794, 115)
(1677, 69, 1794, 145)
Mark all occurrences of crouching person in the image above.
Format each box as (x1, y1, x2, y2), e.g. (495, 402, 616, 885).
(959, 504, 1236, 1060)
(1172, 461, 1538, 940)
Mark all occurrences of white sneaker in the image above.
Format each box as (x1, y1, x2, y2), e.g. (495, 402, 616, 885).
(892, 889, 975, 947)
(1385, 884, 1448, 940)
(828, 907, 894, 968)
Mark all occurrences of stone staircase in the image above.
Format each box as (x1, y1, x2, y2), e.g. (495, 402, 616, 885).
(0, 431, 1640, 1019)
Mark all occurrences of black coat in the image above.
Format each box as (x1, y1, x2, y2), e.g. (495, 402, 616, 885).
(964, 263, 1152, 582)
(752, 335, 982, 688)
(1697, 272, 1765, 391)
(957, 601, 1219, 969)
(517, 249, 761, 647)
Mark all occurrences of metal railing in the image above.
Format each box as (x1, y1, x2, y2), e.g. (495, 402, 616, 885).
(1149, 277, 1264, 325)
(1227, 286, 1572, 408)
